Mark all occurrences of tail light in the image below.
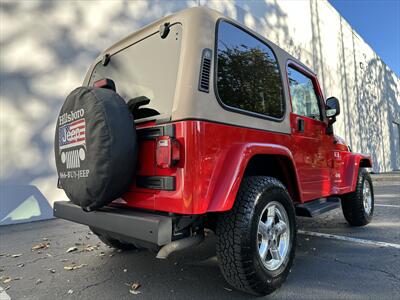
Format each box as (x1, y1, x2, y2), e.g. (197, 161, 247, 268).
(156, 136, 180, 168)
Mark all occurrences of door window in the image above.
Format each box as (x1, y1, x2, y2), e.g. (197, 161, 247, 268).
(287, 67, 321, 120)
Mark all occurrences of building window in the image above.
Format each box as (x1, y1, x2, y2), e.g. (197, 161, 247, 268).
(287, 67, 321, 120)
(216, 21, 284, 119)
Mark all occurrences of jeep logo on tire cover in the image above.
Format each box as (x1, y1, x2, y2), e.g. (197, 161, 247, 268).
(58, 110, 86, 170)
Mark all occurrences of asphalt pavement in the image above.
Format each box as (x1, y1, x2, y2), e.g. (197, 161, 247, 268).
(0, 175, 399, 299)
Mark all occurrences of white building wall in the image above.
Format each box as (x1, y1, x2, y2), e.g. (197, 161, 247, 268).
(0, 0, 399, 225)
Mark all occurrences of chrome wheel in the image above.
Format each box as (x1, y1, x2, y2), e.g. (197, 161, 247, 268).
(257, 201, 290, 271)
(362, 180, 372, 215)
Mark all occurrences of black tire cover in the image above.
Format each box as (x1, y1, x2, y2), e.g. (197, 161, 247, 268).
(54, 87, 137, 211)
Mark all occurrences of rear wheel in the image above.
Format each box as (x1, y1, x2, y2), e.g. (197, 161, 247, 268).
(341, 168, 374, 226)
(216, 176, 297, 295)
(90, 227, 140, 251)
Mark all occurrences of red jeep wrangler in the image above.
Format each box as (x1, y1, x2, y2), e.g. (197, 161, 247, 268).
(54, 7, 374, 295)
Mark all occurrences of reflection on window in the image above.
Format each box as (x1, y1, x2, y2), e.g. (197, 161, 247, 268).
(287, 67, 321, 120)
(216, 21, 284, 119)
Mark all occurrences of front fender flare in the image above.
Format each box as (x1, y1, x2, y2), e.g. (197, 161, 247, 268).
(343, 153, 372, 192)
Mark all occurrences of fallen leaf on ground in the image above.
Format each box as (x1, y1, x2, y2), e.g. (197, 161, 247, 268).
(64, 263, 87, 270)
(17, 263, 24, 268)
(66, 247, 78, 253)
(46, 253, 52, 257)
(128, 281, 141, 294)
(4, 286, 10, 291)
(48, 269, 56, 273)
(32, 242, 50, 251)
(36, 279, 42, 285)
(11, 254, 22, 258)
(67, 289, 74, 294)
(1, 276, 12, 284)
(82, 245, 96, 252)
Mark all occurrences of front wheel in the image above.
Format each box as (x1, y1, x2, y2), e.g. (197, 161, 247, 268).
(216, 176, 297, 296)
(341, 168, 374, 226)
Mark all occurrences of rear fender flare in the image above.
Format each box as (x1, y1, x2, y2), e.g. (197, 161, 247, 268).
(206, 143, 301, 212)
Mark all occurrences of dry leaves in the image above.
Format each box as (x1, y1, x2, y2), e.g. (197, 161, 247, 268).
(64, 263, 87, 271)
(82, 245, 96, 252)
(0, 275, 21, 284)
(17, 263, 24, 268)
(1, 275, 12, 284)
(48, 269, 56, 273)
(128, 282, 141, 295)
(36, 279, 42, 285)
(66, 247, 78, 253)
(32, 242, 50, 251)
(11, 254, 22, 258)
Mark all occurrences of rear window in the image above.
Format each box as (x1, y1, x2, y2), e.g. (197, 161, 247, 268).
(216, 21, 284, 119)
(89, 24, 182, 120)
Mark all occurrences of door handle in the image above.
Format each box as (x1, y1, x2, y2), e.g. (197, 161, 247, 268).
(297, 118, 305, 132)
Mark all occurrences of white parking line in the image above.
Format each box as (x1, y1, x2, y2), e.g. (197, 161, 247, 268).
(375, 204, 400, 208)
(298, 230, 400, 249)
(0, 287, 11, 300)
(375, 194, 400, 199)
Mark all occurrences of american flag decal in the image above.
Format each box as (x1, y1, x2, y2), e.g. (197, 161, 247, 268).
(59, 118, 86, 150)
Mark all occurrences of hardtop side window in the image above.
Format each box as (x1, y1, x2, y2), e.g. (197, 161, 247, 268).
(287, 66, 322, 120)
(216, 21, 284, 119)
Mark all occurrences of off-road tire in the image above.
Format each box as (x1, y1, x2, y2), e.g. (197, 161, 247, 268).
(90, 227, 139, 251)
(216, 176, 297, 296)
(341, 168, 374, 226)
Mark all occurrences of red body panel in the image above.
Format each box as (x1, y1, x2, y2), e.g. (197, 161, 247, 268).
(121, 120, 371, 215)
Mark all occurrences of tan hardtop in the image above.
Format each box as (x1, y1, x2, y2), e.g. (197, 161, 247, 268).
(84, 7, 318, 134)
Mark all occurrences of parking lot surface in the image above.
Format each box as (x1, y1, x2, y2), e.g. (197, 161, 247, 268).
(0, 177, 399, 299)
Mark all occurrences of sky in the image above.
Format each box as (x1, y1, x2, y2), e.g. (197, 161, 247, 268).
(328, 0, 400, 76)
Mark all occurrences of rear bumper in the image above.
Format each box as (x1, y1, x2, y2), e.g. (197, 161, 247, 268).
(53, 201, 172, 246)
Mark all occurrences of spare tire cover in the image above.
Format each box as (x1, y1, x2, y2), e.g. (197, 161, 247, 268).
(54, 87, 137, 211)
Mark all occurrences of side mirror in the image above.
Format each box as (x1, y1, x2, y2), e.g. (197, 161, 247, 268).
(326, 97, 340, 118)
(325, 97, 340, 135)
